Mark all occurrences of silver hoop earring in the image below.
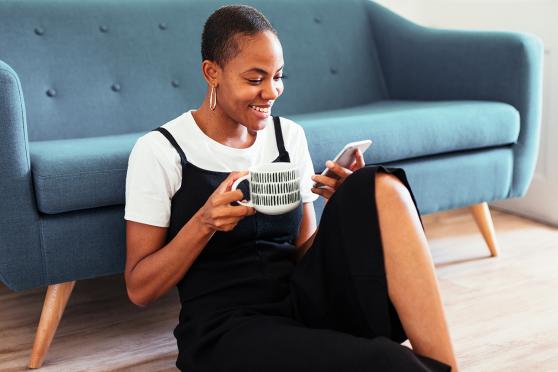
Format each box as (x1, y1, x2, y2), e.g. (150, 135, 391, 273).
(210, 85, 217, 111)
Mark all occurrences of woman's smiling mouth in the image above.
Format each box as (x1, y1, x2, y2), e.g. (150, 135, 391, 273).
(249, 104, 270, 113)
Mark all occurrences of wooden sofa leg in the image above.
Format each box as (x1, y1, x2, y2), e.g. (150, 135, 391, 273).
(470, 202, 500, 257)
(28, 280, 76, 369)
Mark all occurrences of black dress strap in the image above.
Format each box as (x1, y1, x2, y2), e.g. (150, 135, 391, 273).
(273, 116, 291, 162)
(152, 127, 188, 167)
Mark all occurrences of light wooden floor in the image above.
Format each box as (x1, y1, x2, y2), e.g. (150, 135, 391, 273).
(1, 206, 558, 371)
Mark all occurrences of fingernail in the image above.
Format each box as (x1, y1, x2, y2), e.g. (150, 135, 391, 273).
(326, 160, 333, 167)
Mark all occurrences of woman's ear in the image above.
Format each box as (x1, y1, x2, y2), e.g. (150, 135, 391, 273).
(201, 60, 220, 87)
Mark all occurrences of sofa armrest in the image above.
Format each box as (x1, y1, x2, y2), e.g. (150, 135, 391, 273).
(0, 60, 31, 179)
(0, 59, 44, 291)
(366, 1, 544, 198)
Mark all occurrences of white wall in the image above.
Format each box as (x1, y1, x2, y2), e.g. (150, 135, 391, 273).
(377, 0, 558, 226)
(373, 0, 428, 24)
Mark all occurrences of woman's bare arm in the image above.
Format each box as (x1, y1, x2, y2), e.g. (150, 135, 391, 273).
(125, 212, 214, 307)
(125, 171, 254, 307)
(293, 202, 318, 263)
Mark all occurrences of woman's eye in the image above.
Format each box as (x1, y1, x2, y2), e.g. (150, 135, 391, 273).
(247, 75, 286, 84)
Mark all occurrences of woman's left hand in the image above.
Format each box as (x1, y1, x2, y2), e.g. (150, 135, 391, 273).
(310, 148, 365, 202)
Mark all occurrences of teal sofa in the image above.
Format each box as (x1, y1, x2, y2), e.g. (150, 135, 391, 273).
(0, 0, 543, 368)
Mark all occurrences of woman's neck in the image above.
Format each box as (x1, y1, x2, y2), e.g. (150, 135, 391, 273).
(192, 105, 257, 149)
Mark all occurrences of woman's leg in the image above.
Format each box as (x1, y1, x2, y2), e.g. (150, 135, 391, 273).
(374, 172, 459, 371)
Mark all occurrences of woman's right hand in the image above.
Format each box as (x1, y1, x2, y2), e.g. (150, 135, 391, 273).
(196, 171, 256, 233)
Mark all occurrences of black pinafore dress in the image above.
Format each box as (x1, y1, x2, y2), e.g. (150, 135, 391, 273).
(153, 117, 451, 372)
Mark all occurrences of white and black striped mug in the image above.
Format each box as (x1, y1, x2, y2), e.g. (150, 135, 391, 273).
(231, 162, 301, 215)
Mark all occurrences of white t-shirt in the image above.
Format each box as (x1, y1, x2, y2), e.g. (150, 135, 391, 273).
(124, 110, 319, 227)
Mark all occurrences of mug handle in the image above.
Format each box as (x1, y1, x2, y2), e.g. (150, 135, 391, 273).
(230, 174, 253, 207)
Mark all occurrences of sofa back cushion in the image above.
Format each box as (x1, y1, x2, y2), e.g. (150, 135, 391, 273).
(0, 0, 387, 141)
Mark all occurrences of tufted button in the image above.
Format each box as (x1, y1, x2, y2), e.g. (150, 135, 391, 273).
(46, 88, 56, 97)
(158, 22, 167, 30)
(99, 25, 109, 33)
(34, 27, 45, 36)
(330, 67, 338, 75)
(313, 17, 321, 24)
(171, 79, 180, 88)
(111, 83, 121, 92)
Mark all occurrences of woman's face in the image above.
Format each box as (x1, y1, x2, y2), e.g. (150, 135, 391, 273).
(216, 30, 285, 132)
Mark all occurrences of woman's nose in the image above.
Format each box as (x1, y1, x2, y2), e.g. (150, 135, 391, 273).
(261, 80, 281, 100)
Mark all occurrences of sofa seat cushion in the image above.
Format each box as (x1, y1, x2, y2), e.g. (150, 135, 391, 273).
(30, 132, 144, 214)
(291, 100, 520, 172)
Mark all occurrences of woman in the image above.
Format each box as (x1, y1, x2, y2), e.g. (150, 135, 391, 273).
(124, 4, 458, 371)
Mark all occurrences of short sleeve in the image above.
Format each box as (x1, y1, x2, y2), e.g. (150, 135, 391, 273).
(287, 121, 319, 204)
(124, 135, 181, 227)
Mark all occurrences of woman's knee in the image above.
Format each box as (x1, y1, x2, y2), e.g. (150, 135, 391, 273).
(374, 172, 410, 206)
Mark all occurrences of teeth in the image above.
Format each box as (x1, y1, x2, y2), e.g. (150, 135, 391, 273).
(250, 105, 269, 113)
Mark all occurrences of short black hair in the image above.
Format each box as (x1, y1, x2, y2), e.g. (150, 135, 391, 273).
(201, 4, 278, 68)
